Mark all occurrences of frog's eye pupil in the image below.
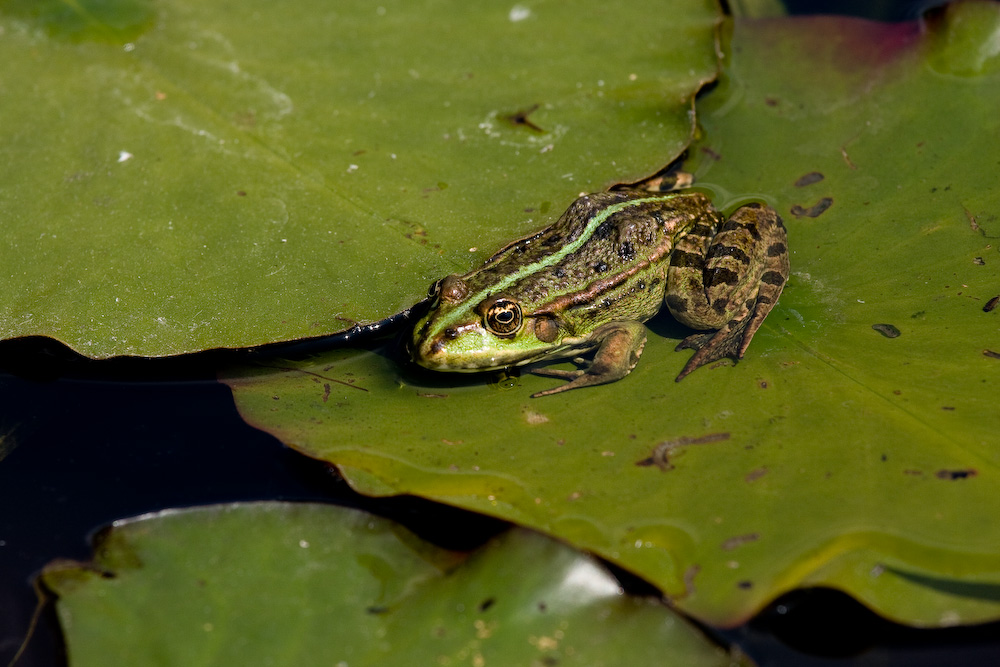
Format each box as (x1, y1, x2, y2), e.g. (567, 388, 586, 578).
(484, 299, 523, 337)
(426, 280, 443, 309)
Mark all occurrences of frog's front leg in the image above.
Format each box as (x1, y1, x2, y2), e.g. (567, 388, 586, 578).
(529, 321, 647, 397)
(665, 202, 788, 380)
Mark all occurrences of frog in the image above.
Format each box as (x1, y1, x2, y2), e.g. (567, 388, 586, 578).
(409, 189, 788, 397)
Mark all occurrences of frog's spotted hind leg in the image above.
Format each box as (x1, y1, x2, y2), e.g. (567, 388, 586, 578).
(667, 202, 789, 381)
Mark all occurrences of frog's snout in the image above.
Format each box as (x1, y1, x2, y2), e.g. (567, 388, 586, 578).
(410, 329, 449, 369)
(416, 338, 445, 366)
(412, 325, 505, 371)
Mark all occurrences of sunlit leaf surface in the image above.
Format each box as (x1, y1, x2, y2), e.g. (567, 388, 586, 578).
(225, 3, 1000, 628)
(0, 0, 718, 357)
(43, 502, 747, 666)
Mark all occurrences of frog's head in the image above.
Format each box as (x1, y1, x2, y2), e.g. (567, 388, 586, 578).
(410, 274, 565, 371)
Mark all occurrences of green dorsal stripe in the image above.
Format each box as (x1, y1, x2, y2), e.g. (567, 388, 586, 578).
(437, 194, 676, 331)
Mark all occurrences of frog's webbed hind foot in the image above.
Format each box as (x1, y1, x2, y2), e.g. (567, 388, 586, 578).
(674, 316, 753, 381)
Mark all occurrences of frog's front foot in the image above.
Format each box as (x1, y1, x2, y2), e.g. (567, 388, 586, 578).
(529, 322, 646, 397)
(529, 365, 587, 397)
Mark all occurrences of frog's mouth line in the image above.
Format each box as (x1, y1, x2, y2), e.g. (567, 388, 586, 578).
(413, 331, 589, 373)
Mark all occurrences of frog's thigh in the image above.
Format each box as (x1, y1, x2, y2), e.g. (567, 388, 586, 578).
(666, 206, 769, 330)
(666, 204, 788, 380)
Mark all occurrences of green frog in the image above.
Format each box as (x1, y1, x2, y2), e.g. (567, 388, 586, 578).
(410, 190, 788, 397)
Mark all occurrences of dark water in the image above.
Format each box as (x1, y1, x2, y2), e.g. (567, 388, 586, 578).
(0, 344, 508, 665)
(777, 0, 946, 20)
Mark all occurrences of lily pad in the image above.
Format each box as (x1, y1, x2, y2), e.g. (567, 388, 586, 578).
(42, 502, 746, 666)
(0, 0, 719, 357)
(224, 2, 1000, 629)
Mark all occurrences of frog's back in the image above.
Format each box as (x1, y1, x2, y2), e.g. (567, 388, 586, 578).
(466, 191, 711, 306)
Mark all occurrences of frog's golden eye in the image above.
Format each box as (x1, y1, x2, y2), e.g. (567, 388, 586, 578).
(483, 298, 523, 337)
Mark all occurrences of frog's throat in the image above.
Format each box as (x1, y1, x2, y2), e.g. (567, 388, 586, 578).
(432, 194, 677, 334)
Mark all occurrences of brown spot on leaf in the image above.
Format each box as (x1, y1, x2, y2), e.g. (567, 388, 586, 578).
(721, 533, 760, 551)
(682, 564, 700, 598)
(984, 349, 1000, 360)
(840, 146, 858, 170)
(502, 104, 545, 133)
(872, 323, 901, 338)
(936, 469, 977, 480)
(794, 171, 824, 187)
(745, 467, 768, 482)
(984, 295, 999, 312)
(790, 197, 833, 218)
(964, 206, 981, 233)
(636, 432, 731, 470)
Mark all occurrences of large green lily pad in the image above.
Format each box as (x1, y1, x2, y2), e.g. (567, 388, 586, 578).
(0, 0, 719, 357)
(224, 2, 1000, 628)
(42, 502, 747, 666)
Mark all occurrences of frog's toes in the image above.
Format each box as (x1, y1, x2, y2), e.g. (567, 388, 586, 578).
(530, 367, 616, 398)
(529, 367, 596, 397)
(675, 319, 751, 381)
(530, 367, 586, 381)
(675, 332, 715, 353)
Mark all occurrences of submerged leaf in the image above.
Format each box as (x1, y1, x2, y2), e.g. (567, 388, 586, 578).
(43, 502, 746, 666)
